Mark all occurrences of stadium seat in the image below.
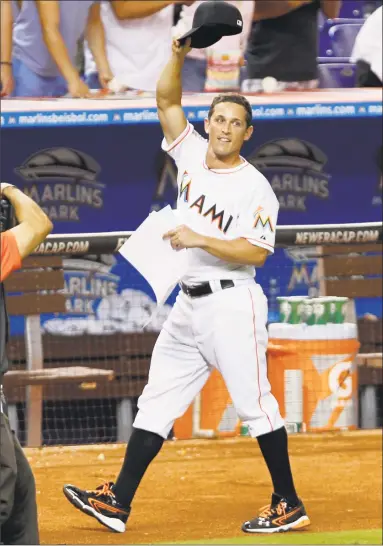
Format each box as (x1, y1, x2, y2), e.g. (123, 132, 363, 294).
(320, 1, 381, 22)
(338, 0, 363, 18)
(318, 62, 357, 88)
(328, 23, 363, 57)
(319, 18, 364, 57)
(318, 11, 326, 31)
(317, 56, 351, 64)
(319, 26, 334, 57)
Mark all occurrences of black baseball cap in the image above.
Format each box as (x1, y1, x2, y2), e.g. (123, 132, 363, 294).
(178, 1, 243, 49)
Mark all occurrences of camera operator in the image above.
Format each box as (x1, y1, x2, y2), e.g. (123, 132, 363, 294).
(1, 182, 52, 545)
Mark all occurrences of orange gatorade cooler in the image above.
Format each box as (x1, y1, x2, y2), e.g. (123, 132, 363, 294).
(173, 369, 239, 440)
(267, 323, 360, 432)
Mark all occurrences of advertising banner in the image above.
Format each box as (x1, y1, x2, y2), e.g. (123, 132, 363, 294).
(2, 109, 381, 337)
(1, 117, 381, 233)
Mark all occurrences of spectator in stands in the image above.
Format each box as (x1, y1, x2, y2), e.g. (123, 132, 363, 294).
(85, 1, 194, 93)
(0, 0, 112, 98)
(351, 5, 382, 86)
(0, 182, 53, 545)
(173, 0, 255, 92)
(242, 0, 342, 93)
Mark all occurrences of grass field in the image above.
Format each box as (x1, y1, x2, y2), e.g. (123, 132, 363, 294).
(173, 529, 382, 545)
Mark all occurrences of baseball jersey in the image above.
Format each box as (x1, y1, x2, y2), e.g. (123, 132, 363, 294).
(161, 122, 279, 284)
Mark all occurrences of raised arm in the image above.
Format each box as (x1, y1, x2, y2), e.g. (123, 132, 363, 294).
(86, 2, 113, 89)
(156, 39, 190, 145)
(1, 184, 53, 260)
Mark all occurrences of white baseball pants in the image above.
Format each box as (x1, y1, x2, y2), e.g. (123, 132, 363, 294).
(134, 281, 284, 439)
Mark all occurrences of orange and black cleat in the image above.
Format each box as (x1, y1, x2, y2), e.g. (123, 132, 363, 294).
(242, 494, 310, 533)
(63, 481, 130, 533)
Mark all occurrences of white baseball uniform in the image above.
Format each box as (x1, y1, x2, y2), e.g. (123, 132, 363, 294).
(134, 122, 284, 438)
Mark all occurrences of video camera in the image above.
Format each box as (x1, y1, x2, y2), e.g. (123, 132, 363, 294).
(0, 197, 14, 233)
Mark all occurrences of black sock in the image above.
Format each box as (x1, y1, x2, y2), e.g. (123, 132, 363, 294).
(257, 426, 298, 505)
(113, 427, 164, 509)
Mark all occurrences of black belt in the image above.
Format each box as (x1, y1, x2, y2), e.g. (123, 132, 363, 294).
(181, 280, 235, 298)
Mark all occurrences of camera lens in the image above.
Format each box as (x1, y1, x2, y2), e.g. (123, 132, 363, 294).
(0, 198, 13, 232)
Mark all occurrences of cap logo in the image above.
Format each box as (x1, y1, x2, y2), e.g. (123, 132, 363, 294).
(237, 19, 242, 26)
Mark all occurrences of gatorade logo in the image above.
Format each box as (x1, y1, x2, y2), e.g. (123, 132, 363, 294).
(301, 301, 324, 321)
(328, 361, 353, 399)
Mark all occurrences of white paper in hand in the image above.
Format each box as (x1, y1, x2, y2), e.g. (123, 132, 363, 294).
(118, 206, 188, 307)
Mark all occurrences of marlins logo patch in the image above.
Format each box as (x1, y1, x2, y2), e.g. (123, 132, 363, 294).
(253, 206, 274, 232)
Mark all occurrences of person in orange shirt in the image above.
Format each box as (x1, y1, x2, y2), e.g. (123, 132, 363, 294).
(0, 182, 52, 545)
(1, 182, 53, 281)
(0, 230, 22, 282)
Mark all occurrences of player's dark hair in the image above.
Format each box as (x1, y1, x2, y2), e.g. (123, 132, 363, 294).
(208, 94, 253, 128)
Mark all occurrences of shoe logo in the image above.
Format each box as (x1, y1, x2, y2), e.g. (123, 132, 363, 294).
(272, 506, 301, 527)
(89, 498, 128, 516)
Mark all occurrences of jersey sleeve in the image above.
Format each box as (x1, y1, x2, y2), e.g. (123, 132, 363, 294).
(237, 184, 279, 254)
(0, 231, 22, 282)
(161, 122, 207, 166)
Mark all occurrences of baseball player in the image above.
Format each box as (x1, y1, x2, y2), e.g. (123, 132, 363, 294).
(63, 38, 310, 535)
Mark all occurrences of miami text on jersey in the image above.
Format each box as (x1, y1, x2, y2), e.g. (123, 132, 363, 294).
(179, 171, 192, 202)
(179, 171, 233, 234)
